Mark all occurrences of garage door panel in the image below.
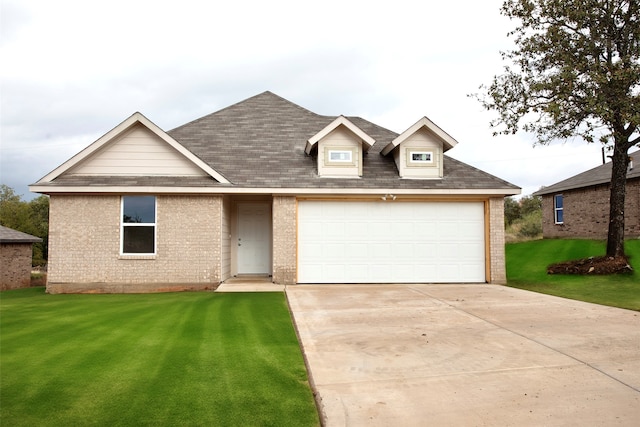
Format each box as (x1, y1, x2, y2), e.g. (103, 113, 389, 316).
(458, 243, 484, 258)
(371, 243, 393, 258)
(345, 243, 368, 257)
(414, 242, 438, 258)
(298, 201, 485, 283)
(323, 243, 345, 259)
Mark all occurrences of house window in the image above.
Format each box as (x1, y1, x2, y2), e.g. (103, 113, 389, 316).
(410, 151, 433, 163)
(554, 194, 564, 224)
(328, 150, 352, 162)
(121, 196, 156, 254)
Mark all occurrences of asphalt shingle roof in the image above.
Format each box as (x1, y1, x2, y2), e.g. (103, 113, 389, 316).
(38, 91, 518, 192)
(535, 150, 640, 195)
(167, 91, 518, 191)
(0, 225, 42, 243)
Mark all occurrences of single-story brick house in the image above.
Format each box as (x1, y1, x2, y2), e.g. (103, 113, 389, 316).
(30, 92, 519, 293)
(534, 150, 640, 239)
(0, 225, 42, 290)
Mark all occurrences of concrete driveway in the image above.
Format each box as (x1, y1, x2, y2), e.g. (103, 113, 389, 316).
(286, 284, 640, 426)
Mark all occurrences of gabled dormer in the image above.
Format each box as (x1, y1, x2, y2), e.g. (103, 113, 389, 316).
(305, 116, 375, 178)
(381, 117, 458, 179)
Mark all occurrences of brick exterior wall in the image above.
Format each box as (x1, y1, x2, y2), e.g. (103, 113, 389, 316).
(489, 197, 507, 284)
(272, 196, 297, 285)
(47, 194, 510, 291)
(541, 179, 640, 239)
(0, 243, 33, 290)
(47, 195, 223, 293)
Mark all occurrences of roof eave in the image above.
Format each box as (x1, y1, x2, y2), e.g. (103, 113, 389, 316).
(28, 184, 520, 197)
(534, 174, 640, 196)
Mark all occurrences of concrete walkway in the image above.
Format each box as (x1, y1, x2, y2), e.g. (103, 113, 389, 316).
(215, 276, 284, 292)
(286, 284, 640, 426)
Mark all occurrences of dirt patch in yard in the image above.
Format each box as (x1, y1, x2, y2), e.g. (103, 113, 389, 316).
(547, 255, 633, 275)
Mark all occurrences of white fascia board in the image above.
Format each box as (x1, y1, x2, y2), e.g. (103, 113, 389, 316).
(305, 116, 376, 154)
(381, 116, 459, 156)
(29, 185, 521, 197)
(34, 112, 229, 185)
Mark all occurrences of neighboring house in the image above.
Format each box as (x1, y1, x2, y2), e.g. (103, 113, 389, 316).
(0, 225, 42, 290)
(534, 150, 640, 239)
(30, 91, 519, 293)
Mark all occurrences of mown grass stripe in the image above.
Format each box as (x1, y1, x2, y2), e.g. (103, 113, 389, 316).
(1, 289, 319, 426)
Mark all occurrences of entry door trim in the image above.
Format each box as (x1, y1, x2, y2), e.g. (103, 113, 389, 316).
(237, 202, 272, 275)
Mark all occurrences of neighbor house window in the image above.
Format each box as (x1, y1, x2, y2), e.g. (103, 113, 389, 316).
(554, 194, 564, 224)
(328, 150, 353, 162)
(121, 196, 156, 254)
(409, 151, 433, 163)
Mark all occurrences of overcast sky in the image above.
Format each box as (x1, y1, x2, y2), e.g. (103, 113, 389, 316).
(1, 0, 632, 200)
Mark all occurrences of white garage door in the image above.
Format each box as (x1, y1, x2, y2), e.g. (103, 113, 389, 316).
(298, 201, 486, 283)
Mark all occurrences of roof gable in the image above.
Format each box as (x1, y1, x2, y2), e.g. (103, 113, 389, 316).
(305, 116, 376, 155)
(381, 116, 458, 156)
(35, 112, 229, 184)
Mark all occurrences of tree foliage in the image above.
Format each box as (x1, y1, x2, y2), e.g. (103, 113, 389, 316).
(477, 0, 640, 257)
(0, 185, 49, 265)
(504, 195, 543, 239)
(520, 194, 542, 216)
(504, 196, 522, 226)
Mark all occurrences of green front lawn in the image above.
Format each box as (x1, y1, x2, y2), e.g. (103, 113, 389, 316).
(506, 239, 640, 311)
(0, 289, 319, 426)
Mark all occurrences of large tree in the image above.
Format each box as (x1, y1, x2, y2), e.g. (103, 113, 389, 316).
(476, 0, 639, 257)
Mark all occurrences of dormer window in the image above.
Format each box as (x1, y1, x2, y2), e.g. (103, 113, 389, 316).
(306, 116, 375, 178)
(410, 151, 433, 163)
(381, 117, 459, 179)
(329, 150, 353, 163)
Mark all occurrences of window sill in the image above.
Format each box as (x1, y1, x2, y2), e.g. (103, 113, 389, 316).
(118, 255, 157, 260)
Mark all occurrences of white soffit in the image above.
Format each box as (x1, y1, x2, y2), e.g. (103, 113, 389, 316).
(305, 116, 376, 154)
(381, 116, 459, 156)
(34, 112, 230, 184)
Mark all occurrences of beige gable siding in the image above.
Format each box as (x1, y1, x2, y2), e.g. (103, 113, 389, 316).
(395, 128, 443, 179)
(317, 126, 362, 177)
(68, 123, 207, 176)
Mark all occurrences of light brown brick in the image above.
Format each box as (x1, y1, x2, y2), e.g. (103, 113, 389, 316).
(47, 195, 223, 293)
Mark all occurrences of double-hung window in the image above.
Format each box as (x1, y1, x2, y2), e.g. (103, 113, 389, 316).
(554, 194, 564, 224)
(121, 196, 156, 254)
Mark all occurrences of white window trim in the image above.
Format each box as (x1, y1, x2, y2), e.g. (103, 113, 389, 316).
(409, 150, 434, 164)
(120, 196, 157, 256)
(328, 149, 353, 163)
(554, 194, 564, 224)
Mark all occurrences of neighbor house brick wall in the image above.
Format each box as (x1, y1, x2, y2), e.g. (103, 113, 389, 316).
(541, 179, 640, 239)
(0, 243, 33, 290)
(489, 197, 507, 284)
(47, 195, 223, 293)
(272, 196, 297, 284)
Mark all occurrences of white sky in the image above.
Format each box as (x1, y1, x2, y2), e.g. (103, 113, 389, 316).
(1, 0, 629, 200)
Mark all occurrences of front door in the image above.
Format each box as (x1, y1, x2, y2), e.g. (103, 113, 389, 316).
(237, 202, 271, 274)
